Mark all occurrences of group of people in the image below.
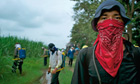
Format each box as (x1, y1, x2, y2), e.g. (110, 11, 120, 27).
(11, 0, 140, 84)
(11, 42, 66, 84)
(11, 42, 76, 84)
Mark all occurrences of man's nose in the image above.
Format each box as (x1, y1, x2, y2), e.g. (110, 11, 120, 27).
(108, 16, 113, 19)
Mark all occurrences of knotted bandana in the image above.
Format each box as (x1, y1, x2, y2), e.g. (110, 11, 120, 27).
(93, 19, 124, 77)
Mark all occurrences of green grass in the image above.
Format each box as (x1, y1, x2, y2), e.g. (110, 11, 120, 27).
(0, 36, 49, 84)
(0, 57, 49, 84)
(59, 68, 73, 84)
(0, 36, 77, 84)
(0, 57, 76, 84)
(59, 57, 76, 84)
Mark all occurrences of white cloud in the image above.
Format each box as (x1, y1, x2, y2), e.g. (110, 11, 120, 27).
(0, 0, 75, 48)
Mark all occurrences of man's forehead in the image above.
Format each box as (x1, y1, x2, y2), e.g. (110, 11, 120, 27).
(101, 10, 120, 16)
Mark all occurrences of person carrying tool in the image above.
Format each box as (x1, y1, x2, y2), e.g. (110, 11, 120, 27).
(12, 43, 25, 74)
(47, 43, 62, 84)
(41, 47, 49, 66)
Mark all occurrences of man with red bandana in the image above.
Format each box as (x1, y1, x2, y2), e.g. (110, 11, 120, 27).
(71, 0, 140, 84)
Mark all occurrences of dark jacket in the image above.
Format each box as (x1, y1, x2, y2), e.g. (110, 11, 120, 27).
(71, 40, 140, 84)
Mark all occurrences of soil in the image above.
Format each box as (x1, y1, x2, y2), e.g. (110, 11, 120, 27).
(39, 69, 48, 84)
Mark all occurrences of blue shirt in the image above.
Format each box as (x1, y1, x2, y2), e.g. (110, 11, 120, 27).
(68, 50, 75, 59)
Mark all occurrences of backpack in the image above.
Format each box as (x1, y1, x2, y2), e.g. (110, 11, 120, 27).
(18, 48, 26, 59)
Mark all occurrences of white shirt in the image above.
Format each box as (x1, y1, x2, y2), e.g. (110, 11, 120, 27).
(49, 50, 62, 72)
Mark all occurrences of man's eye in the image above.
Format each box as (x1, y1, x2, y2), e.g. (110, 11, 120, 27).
(101, 17, 106, 20)
(115, 17, 121, 19)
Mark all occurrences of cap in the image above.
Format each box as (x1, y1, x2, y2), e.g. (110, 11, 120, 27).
(48, 43, 55, 50)
(82, 45, 88, 49)
(91, 0, 130, 32)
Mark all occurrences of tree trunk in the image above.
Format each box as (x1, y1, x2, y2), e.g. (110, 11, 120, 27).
(127, 24, 132, 42)
(126, 0, 134, 42)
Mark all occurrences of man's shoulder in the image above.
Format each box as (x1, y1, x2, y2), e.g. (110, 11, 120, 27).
(78, 47, 94, 59)
(80, 46, 93, 53)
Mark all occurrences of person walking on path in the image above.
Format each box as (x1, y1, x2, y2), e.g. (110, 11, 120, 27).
(12, 43, 24, 74)
(68, 47, 75, 67)
(48, 43, 62, 84)
(71, 0, 140, 84)
(41, 47, 48, 66)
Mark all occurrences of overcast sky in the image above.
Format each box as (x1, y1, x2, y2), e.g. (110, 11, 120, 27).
(0, 0, 76, 49)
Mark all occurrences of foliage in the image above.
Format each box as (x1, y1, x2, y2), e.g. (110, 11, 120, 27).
(59, 57, 76, 84)
(0, 36, 47, 58)
(0, 56, 48, 84)
(118, 0, 140, 44)
(0, 36, 48, 83)
(70, 0, 102, 48)
(0, 36, 76, 84)
(70, 0, 140, 47)
(132, 1, 140, 46)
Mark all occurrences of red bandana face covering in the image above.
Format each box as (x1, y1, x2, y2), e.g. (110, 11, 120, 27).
(93, 19, 125, 77)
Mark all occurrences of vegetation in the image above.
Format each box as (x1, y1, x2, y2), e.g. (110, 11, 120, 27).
(70, 0, 99, 48)
(0, 36, 48, 84)
(59, 57, 76, 84)
(0, 36, 47, 57)
(118, 0, 140, 45)
(0, 57, 47, 84)
(70, 0, 140, 48)
(0, 36, 76, 84)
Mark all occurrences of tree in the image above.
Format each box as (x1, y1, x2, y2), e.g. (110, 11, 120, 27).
(132, 5, 140, 46)
(118, 0, 140, 44)
(70, 0, 140, 48)
(70, 0, 101, 48)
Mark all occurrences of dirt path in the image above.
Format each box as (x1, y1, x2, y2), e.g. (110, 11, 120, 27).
(39, 69, 48, 84)
(65, 58, 75, 72)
